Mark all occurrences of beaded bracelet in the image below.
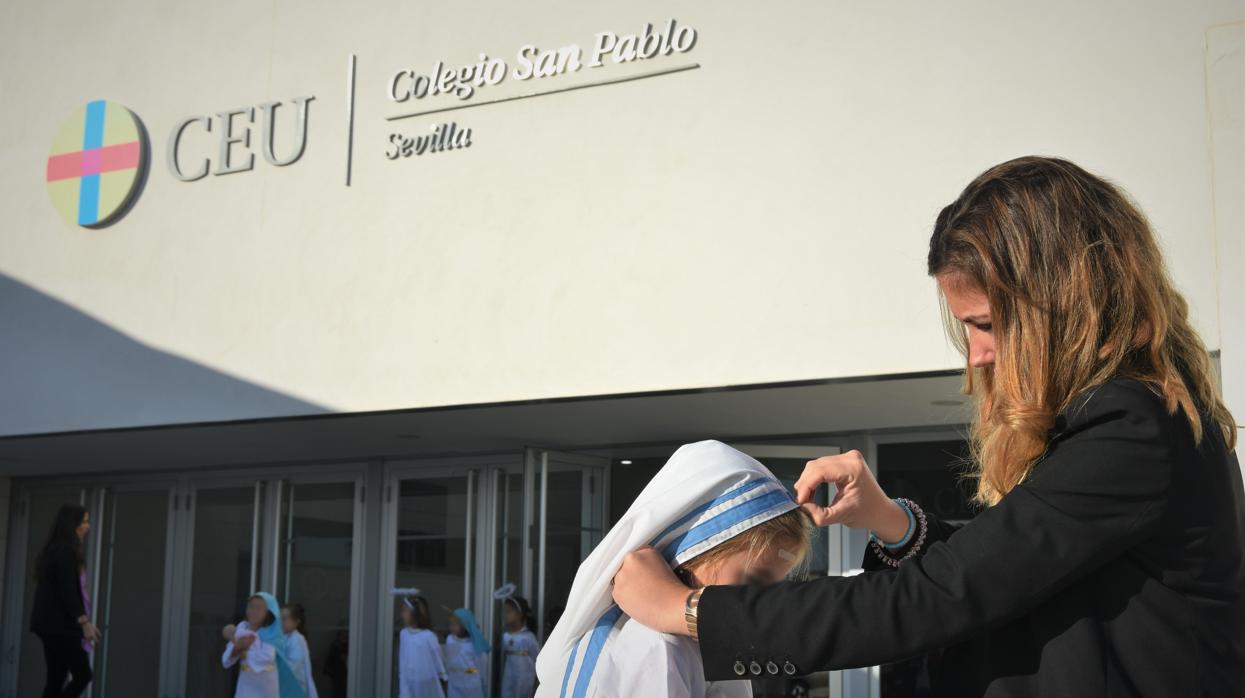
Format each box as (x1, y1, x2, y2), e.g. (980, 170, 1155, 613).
(868, 498, 928, 568)
(869, 498, 916, 550)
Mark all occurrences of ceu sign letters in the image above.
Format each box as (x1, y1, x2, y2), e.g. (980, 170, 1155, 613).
(43, 96, 315, 228)
(167, 97, 314, 181)
(43, 18, 699, 229)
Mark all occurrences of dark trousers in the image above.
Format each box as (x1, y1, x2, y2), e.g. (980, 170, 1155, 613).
(37, 634, 92, 698)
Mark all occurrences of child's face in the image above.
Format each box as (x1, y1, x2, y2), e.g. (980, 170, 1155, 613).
(399, 605, 415, 627)
(448, 615, 465, 637)
(503, 604, 521, 626)
(689, 539, 801, 587)
(245, 597, 268, 627)
(281, 608, 296, 634)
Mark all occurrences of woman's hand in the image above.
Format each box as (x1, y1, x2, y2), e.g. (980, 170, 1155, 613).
(611, 546, 692, 635)
(795, 450, 910, 543)
(81, 621, 101, 644)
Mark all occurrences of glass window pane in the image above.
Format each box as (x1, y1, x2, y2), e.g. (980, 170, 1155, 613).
(393, 476, 469, 697)
(278, 482, 355, 698)
(491, 469, 525, 694)
(16, 489, 83, 698)
(95, 490, 170, 698)
(541, 468, 604, 638)
(185, 486, 256, 698)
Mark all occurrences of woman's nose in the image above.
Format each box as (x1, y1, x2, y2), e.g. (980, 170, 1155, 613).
(969, 336, 995, 368)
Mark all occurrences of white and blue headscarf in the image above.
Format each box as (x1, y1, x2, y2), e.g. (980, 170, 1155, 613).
(453, 607, 491, 655)
(253, 592, 308, 698)
(534, 440, 797, 698)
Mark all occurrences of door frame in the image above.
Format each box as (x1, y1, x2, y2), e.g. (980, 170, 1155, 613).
(524, 448, 610, 640)
(378, 455, 524, 698)
(89, 481, 179, 698)
(0, 483, 89, 698)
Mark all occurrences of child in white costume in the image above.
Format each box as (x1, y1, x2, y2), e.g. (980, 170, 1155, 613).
(500, 595, 540, 698)
(281, 603, 319, 698)
(222, 592, 310, 698)
(535, 440, 812, 698)
(398, 595, 448, 698)
(443, 608, 489, 698)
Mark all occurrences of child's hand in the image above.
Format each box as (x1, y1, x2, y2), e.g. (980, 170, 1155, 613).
(222, 624, 237, 642)
(236, 634, 256, 651)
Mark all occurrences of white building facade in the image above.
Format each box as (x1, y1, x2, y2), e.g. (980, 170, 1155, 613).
(1, 1, 1241, 697)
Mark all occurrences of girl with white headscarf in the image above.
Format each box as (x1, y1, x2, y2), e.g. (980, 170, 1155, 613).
(535, 440, 812, 698)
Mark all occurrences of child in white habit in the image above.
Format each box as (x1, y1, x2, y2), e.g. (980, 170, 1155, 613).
(398, 594, 448, 698)
(500, 595, 540, 698)
(222, 592, 309, 698)
(443, 608, 489, 698)
(534, 440, 812, 698)
(281, 602, 319, 698)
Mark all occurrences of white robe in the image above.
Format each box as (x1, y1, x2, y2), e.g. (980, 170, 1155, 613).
(221, 621, 279, 698)
(399, 628, 447, 698)
(443, 634, 488, 698)
(284, 630, 319, 698)
(595, 619, 752, 698)
(501, 629, 540, 698)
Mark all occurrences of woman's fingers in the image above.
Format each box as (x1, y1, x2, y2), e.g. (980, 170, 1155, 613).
(795, 455, 840, 504)
(799, 501, 833, 526)
(795, 452, 860, 505)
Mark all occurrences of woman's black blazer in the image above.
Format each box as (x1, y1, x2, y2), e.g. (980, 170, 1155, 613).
(28, 543, 87, 638)
(698, 378, 1245, 697)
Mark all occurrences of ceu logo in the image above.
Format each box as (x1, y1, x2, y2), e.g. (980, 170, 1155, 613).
(45, 100, 149, 228)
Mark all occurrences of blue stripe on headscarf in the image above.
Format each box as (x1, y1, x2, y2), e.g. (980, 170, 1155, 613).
(559, 638, 581, 698)
(650, 479, 769, 556)
(570, 605, 624, 698)
(253, 592, 308, 698)
(452, 607, 491, 655)
(662, 489, 794, 561)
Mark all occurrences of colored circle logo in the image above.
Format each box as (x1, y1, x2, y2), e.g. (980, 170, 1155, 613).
(45, 100, 149, 228)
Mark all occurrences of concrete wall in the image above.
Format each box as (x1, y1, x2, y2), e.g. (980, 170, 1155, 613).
(1, 0, 1241, 435)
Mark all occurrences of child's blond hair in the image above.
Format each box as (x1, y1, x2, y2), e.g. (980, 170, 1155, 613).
(678, 508, 812, 581)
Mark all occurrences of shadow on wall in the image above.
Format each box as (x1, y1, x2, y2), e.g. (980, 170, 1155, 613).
(0, 273, 328, 437)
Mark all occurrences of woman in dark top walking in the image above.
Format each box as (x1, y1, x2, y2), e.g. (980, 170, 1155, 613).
(610, 156, 1245, 696)
(29, 504, 101, 698)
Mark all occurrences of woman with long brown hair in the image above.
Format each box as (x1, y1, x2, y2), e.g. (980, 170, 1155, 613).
(609, 156, 1244, 696)
(29, 504, 101, 698)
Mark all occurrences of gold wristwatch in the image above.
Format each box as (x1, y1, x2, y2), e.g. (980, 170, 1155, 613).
(684, 588, 703, 641)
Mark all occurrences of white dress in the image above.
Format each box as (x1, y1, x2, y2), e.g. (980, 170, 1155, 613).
(284, 630, 320, 698)
(443, 634, 487, 698)
(221, 622, 279, 698)
(501, 629, 540, 698)
(594, 620, 752, 698)
(399, 627, 447, 698)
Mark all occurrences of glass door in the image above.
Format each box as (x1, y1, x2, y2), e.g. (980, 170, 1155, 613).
(176, 482, 264, 698)
(92, 485, 176, 698)
(5, 486, 88, 698)
(526, 448, 609, 640)
(382, 468, 477, 698)
(275, 480, 361, 698)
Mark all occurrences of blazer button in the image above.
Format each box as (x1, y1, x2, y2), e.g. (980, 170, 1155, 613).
(783, 661, 797, 676)
(749, 660, 763, 676)
(733, 661, 747, 676)
(765, 660, 779, 675)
